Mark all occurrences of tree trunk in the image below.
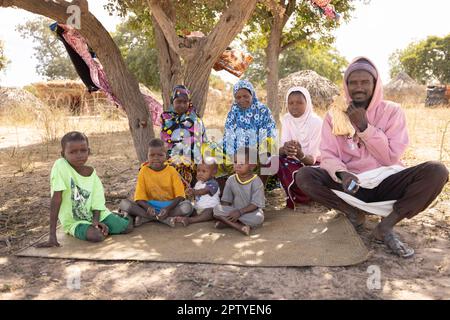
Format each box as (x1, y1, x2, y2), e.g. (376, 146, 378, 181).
(2, 0, 154, 162)
(152, 20, 183, 110)
(265, 17, 283, 125)
(148, 0, 258, 117)
(184, 55, 212, 117)
(151, 1, 182, 110)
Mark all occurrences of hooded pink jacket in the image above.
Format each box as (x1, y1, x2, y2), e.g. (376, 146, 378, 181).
(320, 57, 409, 181)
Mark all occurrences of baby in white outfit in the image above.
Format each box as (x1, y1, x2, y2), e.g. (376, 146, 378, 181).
(175, 157, 220, 226)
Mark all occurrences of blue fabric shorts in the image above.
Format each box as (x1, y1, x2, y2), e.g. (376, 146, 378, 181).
(147, 200, 173, 213)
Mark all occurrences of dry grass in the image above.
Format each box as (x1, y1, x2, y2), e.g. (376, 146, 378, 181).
(1, 100, 129, 145)
(1, 95, 449, 299)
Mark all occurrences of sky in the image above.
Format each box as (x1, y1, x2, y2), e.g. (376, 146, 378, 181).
(0, 0, 449, 87)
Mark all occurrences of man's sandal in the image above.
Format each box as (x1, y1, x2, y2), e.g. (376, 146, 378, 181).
(374, 232, 415, 258)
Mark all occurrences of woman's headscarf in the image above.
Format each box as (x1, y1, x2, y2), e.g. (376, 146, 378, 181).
(281, 86, 323, 162)
(223, 80, 277, 156)
(160, 85, 206, 162)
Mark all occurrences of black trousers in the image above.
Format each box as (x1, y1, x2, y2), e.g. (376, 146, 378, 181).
(296, 161, 449, 219)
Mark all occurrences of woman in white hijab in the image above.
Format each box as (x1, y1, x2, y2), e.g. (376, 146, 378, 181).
(278, 86, 323, 209)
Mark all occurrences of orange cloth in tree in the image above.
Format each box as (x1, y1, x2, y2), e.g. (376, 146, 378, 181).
(213, 49, 253, 78)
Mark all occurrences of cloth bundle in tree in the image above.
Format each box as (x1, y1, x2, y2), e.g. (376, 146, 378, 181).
(310, 0, 341, 21)
(213, 49, 253, 78)
(50, 22, 163, 126)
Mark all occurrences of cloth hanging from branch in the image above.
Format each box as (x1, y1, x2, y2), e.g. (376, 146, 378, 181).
(50, 22, 163, 126)
(213, 48, 253, 78)
(310, 0, 341, 21)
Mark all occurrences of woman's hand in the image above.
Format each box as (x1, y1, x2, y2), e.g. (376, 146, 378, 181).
(284, 141, 297, 157)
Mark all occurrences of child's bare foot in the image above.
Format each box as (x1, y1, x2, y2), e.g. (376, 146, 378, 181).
(240, 225, 251, 236)
(116, 209, 128, 218)
(214, 221, 228, 229)
(134, 216, 152, 227)
(165, 217, 176, 228)
(175, 216, 190, 227)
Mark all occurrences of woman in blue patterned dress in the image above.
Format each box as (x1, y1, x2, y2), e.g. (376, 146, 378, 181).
(222, 80, 278, 187)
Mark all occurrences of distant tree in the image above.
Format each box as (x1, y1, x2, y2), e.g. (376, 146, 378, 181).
(246, 42, 347, 85)
(0, 39, 8, 72)
(112, 16, 160, 90)
(242, 0, 354, 122)
(389, 34, 450, 84)
(16, 17, 79, 80)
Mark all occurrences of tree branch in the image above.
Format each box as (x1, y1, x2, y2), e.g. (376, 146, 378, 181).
(146, 0, 183, 55)
(280, 39, 300, 53)
(282, 0, 296, 26)
(1, 0, 72, 22)
(202, 0, 258, 67)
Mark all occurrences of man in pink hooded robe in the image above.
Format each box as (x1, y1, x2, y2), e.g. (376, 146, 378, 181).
(296, 57, 448, 258)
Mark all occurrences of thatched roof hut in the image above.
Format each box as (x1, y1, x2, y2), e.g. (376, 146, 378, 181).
(0, 86, 44, 115)
(32, 80, 110, 114)
(278, 70, 339, 111)
(384, 72, 425, 103)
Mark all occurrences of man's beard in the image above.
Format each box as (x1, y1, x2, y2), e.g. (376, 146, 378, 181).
(352, 95, 372, 109)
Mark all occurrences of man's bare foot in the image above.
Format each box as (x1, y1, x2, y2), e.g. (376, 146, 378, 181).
(174, 216, 190, 227)
(240, 225, 251, 236)
(214, 221, 229, 229)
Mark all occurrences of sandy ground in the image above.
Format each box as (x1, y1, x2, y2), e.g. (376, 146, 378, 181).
(1, 116, 450, 299)
(0, 126, 43, 150)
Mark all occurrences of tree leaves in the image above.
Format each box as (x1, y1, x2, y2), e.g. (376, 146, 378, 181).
(389, 34, 450, 85)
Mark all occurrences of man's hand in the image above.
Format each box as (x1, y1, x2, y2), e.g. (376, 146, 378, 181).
(339, 171, 360, 195)
(227, 210, 241, 223)
(35, 236, 60, 248)
(346, 103, 368, 132)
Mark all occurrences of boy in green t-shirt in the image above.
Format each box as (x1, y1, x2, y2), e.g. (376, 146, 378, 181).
(37, 131, 133, 247)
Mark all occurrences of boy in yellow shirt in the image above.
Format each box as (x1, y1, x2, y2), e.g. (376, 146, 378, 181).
(119, 138, 193, 227)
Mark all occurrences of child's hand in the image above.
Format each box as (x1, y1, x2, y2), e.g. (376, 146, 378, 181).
(186, 188, 194, 197)
(93, 221, 109, 236)
(35, 236, 60, 248)
(158, 208, 170, 221)
(146, 206, 156, 218)
(227, 210, 241, 223)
